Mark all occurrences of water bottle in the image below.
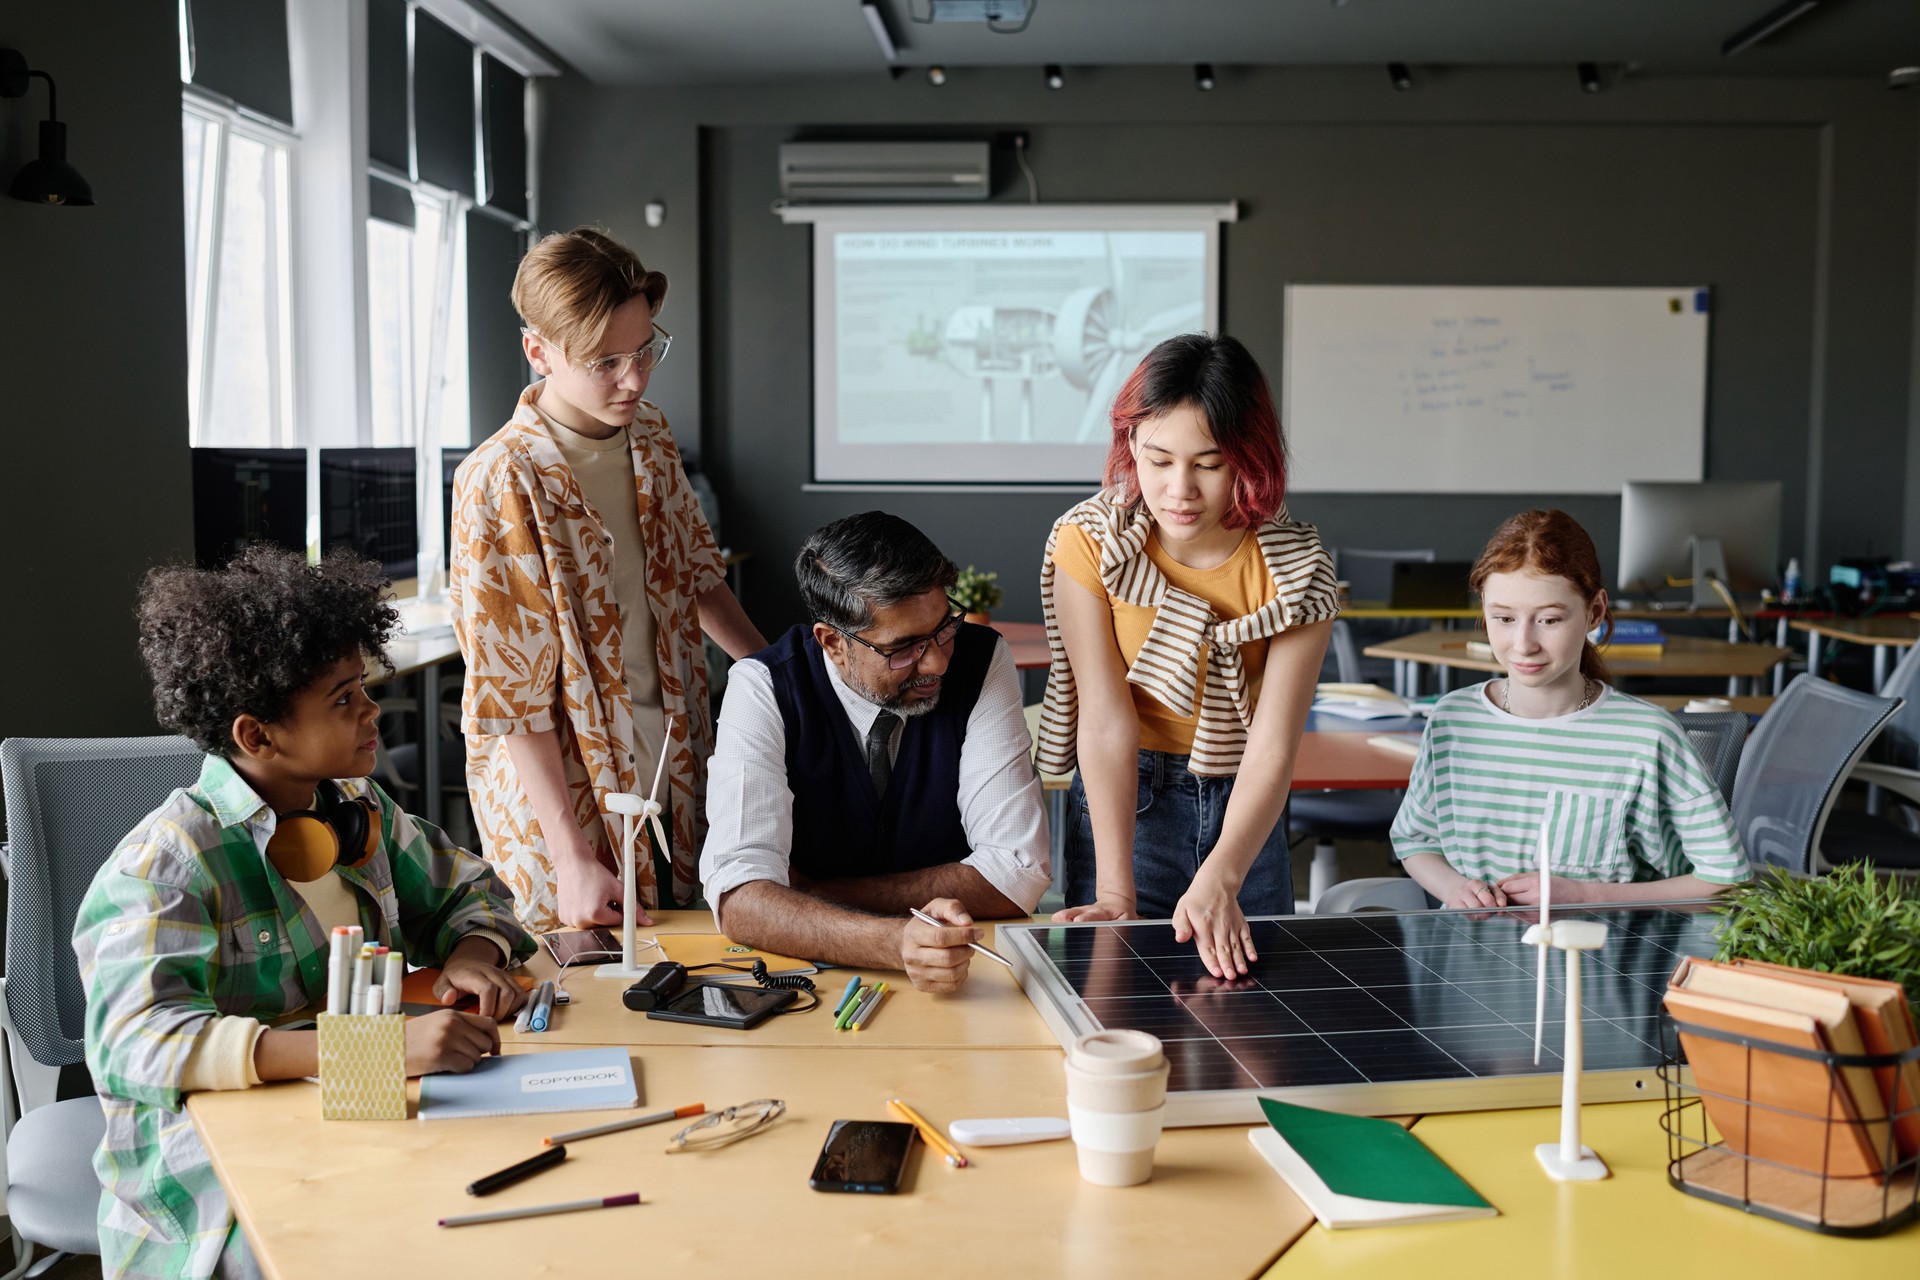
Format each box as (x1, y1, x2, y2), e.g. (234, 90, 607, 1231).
(1783, 557, 1802, 602)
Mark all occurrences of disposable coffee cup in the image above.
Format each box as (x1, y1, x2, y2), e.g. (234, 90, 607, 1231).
(1064, 1029, 1169, 1186)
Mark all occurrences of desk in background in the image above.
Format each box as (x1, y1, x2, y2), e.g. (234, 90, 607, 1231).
(1363, 629, 1790, 700)
(1789, 615, 1920, 693)
(369, 630, 463, 827)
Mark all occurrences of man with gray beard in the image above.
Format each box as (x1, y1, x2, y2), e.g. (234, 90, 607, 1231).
(700, 512, 1051, 992)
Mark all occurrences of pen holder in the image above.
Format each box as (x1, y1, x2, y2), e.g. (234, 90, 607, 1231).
(317, 1013, 407, 1120)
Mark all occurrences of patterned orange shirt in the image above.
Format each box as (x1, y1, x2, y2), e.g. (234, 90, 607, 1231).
(450, 385, 726, 929)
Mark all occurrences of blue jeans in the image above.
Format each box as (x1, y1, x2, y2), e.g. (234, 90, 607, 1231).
(1064, 749, 1295, 920)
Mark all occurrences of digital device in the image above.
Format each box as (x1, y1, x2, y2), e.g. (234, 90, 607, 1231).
(645, 981, 795, 1030)
(442, 446, 471, 571)
(808, 1119, 917, 1194)
(191, 448, 307, 567)
(319, 447, 418, 581)
(1617, 480, 1783, 606)
(1387, 560, 1476, 610)
(621, 962, 689, 1011)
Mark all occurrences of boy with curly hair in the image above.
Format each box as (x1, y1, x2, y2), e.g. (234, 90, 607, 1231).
(74, 545, 535, 1280)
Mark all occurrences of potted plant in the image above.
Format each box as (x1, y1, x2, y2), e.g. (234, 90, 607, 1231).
(950, 566, 1003, 625)
(1712, 862, 1920, 1010)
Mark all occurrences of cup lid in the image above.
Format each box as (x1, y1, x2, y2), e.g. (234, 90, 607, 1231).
(1068, 1029, 1166, 1075)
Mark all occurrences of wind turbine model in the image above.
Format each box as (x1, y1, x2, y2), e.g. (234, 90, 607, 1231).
(596, 728, 674, 981)
(1522, 819, 1612, 1182)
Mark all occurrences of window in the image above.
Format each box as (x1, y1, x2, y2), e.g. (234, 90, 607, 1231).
(181, 98, 297, 448)
(366, 185, 471, 451)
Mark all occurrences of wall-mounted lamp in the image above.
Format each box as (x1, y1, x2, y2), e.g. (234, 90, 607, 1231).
(1387, 62, 1413, 91)
(1, 48, 94, 206)
(1577, 61, 1602, 93)
(1194, 63, 1215, 92)
(644, 201, 666, 229)
(1043, 63, 1064, 90)
(927, 65, 948, 86)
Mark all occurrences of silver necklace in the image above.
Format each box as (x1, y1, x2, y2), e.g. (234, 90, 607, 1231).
(1503, 676, 1596, 716)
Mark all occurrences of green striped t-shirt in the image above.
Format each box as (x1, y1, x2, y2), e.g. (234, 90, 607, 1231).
(1390, 682, 1751, 887)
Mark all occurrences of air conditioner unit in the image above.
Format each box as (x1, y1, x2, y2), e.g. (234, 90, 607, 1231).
(778, 141, 990, 203)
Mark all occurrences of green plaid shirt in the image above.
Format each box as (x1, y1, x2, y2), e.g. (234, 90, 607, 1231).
(73, 756, 534, 1280)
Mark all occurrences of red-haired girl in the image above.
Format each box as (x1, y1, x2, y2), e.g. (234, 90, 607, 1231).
(1036, 333, 1338, 978)
(1392, 509, 1750, 908)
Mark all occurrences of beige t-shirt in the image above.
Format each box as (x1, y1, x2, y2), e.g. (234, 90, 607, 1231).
(547, 418, 668, 789)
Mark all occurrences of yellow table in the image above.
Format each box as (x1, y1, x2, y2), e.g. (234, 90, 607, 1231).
(1266, 1101, 1916, 1277)
(1363, 628, 1790, 699)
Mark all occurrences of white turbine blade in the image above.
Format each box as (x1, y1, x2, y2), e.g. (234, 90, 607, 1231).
(647, 814, 672, 860)
(1139, 300, 1204, 340)
(1533, 817, 1552, 1065)
(645, 723, 673, 806)
(1533, 938, 1548, 1066)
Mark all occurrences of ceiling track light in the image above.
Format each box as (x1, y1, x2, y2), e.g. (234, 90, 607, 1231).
(926, 64, 947, 86)
(0, 47, 93, 205)
(1721, 0, 1821, 58)
(1044, 63, 1064, 90)
(860, 0, 900, 63)
(1194, 63, 1215, 91)
(1577, 61, 1601, 93)
(1387, 62, 1412, 91)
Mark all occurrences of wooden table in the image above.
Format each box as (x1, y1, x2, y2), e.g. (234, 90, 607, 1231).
(1640, 694, 1775, 717)
(1789, 616, 1920, 692)
(994, 620, 1050, 670)
(1363, 628, 1790, 699)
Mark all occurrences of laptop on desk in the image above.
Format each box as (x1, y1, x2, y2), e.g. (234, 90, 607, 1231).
(1388, 560, 1476, 611)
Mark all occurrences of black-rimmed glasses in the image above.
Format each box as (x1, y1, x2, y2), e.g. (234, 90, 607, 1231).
(665, 1098, 786, 1152)
(830, 610, 964, 670)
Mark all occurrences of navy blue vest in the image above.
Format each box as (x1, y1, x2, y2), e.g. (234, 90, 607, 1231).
(756, 621, 996, 882)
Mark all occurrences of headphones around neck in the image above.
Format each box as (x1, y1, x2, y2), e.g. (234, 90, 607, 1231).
(266, 781, 380, 883)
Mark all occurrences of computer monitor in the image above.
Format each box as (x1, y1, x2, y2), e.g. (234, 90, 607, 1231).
(319, 448, 418, 582)
(442, 447, 471, 572)
(1617, 480, 1783, 606)
(191, 448, 308, 567)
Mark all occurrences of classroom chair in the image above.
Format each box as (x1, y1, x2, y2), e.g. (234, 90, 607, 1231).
(1815, 641, 1920, 874)
(0, 736, 203, 1279)
(1671, 710, 1748, 805)
(1727, 677, 1898, 877)
(1312, 876, 1429, 914)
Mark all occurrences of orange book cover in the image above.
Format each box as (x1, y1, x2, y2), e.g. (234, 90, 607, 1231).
(1663, 986, 1883, 1180)
(1729, 959, 1920, 1160)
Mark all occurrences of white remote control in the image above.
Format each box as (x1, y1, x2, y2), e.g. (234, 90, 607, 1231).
(947, 1116, 1071, 1147)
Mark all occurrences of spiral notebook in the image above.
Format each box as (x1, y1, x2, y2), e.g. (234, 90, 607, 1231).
(417, 1048, 637, 1122)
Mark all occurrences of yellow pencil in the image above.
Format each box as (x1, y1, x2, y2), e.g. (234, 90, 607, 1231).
(887, 1097, 967, 1168)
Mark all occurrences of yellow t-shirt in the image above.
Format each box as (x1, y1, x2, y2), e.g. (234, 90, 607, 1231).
(1050, 522, 1277, 755)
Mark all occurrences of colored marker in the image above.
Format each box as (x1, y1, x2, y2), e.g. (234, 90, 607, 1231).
(851, 982, 889, 1030)
(326, 927, 353, 1014)
(382, 947, 404, 1014)
(834, 986, 869, 1031)
(467, 1144, 567, 1196)
(543, 1103, 705, 1146)
(833, 976, 861, 1017)
(528, 980, 556, 1032)
(842, 985, 880, 1031)
(439, 1192, 640, 1228)
(350, 942, 375, 1014)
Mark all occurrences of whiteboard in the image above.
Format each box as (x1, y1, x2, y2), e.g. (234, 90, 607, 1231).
(782, 203, 1234, 486)
(1282, 285, 1709, 494)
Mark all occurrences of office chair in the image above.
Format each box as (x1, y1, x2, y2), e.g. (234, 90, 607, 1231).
(0, 736, 203, 1280)
(1820, 642, 1920, 874)
(1312, 876, 1430, 914)
(1671, 710, 1749, 805)
(1727, 677, 1898, 877)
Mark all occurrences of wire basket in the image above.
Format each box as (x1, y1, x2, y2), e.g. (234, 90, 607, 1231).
(1658, 1015, 1920, 1236)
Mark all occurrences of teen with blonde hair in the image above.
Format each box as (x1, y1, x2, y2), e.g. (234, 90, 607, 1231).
(1393, 509, 1750, 908)
(452, 227, 764, 932)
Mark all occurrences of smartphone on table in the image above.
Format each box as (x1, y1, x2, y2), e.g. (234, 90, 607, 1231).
(808, 1120, 917, 1194)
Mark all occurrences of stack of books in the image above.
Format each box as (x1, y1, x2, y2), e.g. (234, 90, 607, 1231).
(1664, 957, 1918, 1220)
(1596, 620, 1666, 657)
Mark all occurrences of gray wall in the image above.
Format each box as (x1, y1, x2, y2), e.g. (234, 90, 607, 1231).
(0, 2, 193, 745)
(540, 68, 1920, 637)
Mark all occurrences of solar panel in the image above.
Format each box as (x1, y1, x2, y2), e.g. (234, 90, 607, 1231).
(1000, 903, 1720, 1126)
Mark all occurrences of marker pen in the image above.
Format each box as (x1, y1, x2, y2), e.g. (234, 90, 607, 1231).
(382, 947, 403, 1014)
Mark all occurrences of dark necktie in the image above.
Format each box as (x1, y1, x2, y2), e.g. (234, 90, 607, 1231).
(865, 711, 900, 799)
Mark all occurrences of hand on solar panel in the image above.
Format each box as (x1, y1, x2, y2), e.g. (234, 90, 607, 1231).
(1442, 879, 1509, 911)
(1171, 871, 1257, 979)
(899, 898, 979, 994)
(1495, 872, 1594, 907)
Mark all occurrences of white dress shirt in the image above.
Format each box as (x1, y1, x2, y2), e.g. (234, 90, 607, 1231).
(701, 635, 1052, 930)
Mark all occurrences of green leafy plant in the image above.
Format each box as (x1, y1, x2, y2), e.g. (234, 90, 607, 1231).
(950, 565, 1003, 616)
(1713, 863, 1920, 1013)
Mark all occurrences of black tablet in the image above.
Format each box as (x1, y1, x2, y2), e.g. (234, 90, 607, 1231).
(645, 981, 796, 1030)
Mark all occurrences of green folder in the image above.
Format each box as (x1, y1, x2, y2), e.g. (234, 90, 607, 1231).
(1255, 1097, 1494, 1219)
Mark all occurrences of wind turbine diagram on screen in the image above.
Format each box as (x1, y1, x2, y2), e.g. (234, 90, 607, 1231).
(597, 719, 675, 980)
(1523, 815, 1612, 1182)
(924, 236, 1203, 443)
